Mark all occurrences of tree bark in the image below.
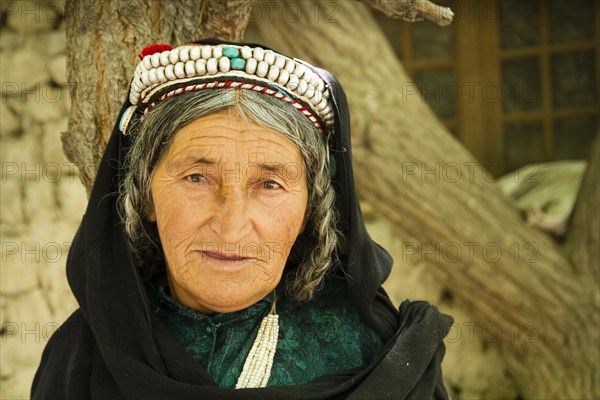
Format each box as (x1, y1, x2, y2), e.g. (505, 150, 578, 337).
(64, 0, 251, 193)
(257, 1, 599, 398)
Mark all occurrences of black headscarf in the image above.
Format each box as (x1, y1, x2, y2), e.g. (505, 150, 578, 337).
(31, 40, 453, 400)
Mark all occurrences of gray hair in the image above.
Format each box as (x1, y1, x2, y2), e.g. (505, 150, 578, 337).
(119, 89, 339, 301)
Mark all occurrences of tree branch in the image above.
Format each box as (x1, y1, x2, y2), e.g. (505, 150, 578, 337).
(362, 0, 454, 26)
(202, 0, 252, 43)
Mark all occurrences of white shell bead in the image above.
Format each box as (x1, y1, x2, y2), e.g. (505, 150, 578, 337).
(160, 51, 170, 66)
(241, 46, 252, 59)
(179, 47, 190, 62)
(246, 58, 257, 74)
(297, 79, 308, 95)
(207, 58, 218, 74)
(267, 65, 280, 81)
(287, 73, 299, 90)
(156, 66, 166, 82)
(143, 55, 152, 70)
(148, 69, 158, 84)
(305, 83, 316, 99)
(277, 69, 290, 85)
(190, 47, 201, 60)
(169, 48, 180, 64)
(315, 79, 325, 93)
(185, 60, 196, 76)
(219, 56, 230, 73)
(310, 90, 323, 104)
(284, 59, 295, 73)
(303, 71, 314, 84)
(140, 70, 150, 86)
(253, 47, 264, 61)
(256, 61, 268, 77)
(264, 50, 275, 64)
(195, 59, 207, 75)
(165, 64, 176, 80)
(201, 46, 212, 59)
(174, 62, 186, 78)
(212, 46, 223, 58)
(151, 52, 161, 68)
(274, 55, 285, 69)
(294, 64, 306, 79)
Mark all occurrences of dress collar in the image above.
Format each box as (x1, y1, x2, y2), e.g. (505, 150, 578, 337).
(153, 283, 275, 326)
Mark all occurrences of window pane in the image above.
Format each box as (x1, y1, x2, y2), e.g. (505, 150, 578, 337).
(554, 116, 599, 160)
(504, 121, 545, 172)
(548, 0, 596, 43)
(551, 51, 597, 109)
(413, 68, 457, 119)
(501, 57, 542, 113)
(499, 0, 540, 49)
(373, 12, 403, 59)
(411, 21, 454, 60)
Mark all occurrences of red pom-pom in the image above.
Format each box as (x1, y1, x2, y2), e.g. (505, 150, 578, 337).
(138, 44, 173, 60)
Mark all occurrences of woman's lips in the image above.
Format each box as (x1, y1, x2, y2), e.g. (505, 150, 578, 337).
(200, 251, 254, 262)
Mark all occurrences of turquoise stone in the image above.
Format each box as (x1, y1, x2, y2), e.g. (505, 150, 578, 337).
(230, 58, 246, 70)
(223, 47, 240, 59)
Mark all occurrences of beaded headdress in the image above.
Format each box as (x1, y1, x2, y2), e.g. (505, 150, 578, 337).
(120, 42, 334, 136)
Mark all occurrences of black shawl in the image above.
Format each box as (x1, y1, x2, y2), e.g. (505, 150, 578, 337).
(31, 41, 453, 400)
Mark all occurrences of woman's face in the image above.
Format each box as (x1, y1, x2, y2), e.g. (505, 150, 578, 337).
(149, 108, 308, 314)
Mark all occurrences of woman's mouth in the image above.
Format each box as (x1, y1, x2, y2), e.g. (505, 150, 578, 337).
(200, 251, 254, 263)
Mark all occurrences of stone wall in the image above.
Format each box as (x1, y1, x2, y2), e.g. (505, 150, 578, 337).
(0, 1, 86, 398)
(1, 2, 518, 399)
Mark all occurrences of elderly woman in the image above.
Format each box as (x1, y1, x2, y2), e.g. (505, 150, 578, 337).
(32, 39, 452, 399)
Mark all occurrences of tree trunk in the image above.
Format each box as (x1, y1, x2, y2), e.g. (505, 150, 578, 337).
(257, 1, 599, 398)
(563, 138, 600, 392)
(64, 0, 251, 192)
(564, 137, 599, 284)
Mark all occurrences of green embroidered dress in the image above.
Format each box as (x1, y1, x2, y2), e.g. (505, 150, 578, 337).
(147, 275, 383, 388)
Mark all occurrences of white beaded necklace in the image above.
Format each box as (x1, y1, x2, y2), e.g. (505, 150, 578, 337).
(235, 293, 279, 389)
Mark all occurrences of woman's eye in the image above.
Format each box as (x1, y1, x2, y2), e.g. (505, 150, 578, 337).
(187, 174, 206, 183)
(262, 180, 282, 190)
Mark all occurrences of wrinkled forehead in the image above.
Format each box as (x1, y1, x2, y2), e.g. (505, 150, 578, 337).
(150, 107, 306, 182)
(167, 109, 303, 158)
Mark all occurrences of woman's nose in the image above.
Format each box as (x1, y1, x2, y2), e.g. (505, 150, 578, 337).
(208, 185, 253, 242)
